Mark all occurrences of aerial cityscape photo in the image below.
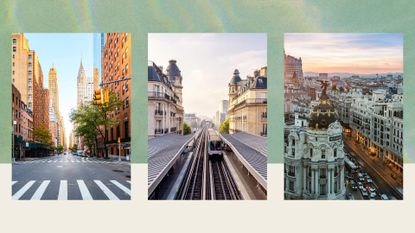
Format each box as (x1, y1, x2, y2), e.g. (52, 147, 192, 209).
(11, 33, 131, 200)
(147, 34, 267, 200)
(284, 33, 403, 200)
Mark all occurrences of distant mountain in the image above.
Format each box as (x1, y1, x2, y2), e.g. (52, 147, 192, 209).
(304, 72, 403, 78)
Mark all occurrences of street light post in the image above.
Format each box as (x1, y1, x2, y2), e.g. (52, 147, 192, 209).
(118, 137, 121, 162)
(12, 120, 17, 163)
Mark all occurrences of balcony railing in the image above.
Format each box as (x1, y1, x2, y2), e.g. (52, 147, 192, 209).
(155, 109, 163, 116)
(148, 91, 178, 104)
(230, 98, 267, 110)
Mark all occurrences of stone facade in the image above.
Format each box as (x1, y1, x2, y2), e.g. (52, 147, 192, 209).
(228, 67, 267, 136)
(148, 61, 184, 138)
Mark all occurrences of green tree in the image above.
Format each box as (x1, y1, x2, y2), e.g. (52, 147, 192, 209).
(219, 118, 230, 134)
(33, 127, 52, 145)
(183, 122, 191, 135)
(70, 144, 78, 153)
(70, 90, 122, 159)
(56, 145, 64, 154)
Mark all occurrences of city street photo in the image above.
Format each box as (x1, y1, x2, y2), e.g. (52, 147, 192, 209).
(11, 33, 131, 200)
(284, 33, 403, 200)
(147, 33, 267, 200)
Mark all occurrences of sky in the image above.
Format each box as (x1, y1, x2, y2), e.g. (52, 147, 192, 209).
(284, 33, 403, 74)
(25, 33, 101, 145)
(148, 33, 267, 118)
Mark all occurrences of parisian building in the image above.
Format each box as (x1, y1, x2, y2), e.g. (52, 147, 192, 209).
(228, 67, 267, 136)
(285, 84, 346, 200)
(148, 60, 184, 138)
(101, 33, 131, 157)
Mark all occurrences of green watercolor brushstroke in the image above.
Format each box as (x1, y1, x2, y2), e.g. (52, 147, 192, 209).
(0, 0, 413, 163)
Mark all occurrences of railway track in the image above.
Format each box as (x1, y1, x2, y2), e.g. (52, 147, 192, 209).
(177, 127, 241, 200)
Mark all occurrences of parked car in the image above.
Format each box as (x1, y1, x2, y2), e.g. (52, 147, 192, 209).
(370, 192, 377, 199)
(77, 150, 84, 157)
(381, 194, 389, 200)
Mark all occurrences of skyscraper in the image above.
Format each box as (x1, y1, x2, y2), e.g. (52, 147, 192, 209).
(48, 67, 59, 117)
(77, 60, 88, 107)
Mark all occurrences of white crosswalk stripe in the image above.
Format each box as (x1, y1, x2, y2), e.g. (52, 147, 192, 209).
(94, 180, 119, 200)
(12, 179, 130, 200)
(12, 180, 35, 200)
(111, 180, 131, 196)
(58, 180, 68, 200)
(77, 180, 93, 200)
(31, 180, 50, 200)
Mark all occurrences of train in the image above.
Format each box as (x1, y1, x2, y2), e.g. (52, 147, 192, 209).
(207, 128, 224, 159)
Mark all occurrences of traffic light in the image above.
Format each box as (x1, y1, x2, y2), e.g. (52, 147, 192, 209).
(93, 89, 103, 105)
(103, 89, 109, 106)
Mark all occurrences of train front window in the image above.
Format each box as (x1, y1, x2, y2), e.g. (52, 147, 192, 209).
(210, 141, 221, 151)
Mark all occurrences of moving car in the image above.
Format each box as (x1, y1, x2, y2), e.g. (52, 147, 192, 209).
(381, 194, 389, 200)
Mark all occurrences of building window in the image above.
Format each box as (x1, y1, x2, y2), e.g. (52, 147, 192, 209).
(288, 181, 295, 192)
(310, 148, 313, 157)
(110, 128, 114, 141)
(321, 149, 326, 159)
(334, 148, 337, 157)
(12, 38, 16, 45)
(291, 148, 295, 157)
(13, 47, 16, 52)
(116, 125, 120, 139)
(288, 165, 295, 176)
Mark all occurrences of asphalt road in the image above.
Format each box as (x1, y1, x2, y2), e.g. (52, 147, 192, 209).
(12, 154, 131, 200)
(344, 137, 403, 199)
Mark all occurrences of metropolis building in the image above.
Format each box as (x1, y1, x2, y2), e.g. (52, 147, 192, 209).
(285, 83, 346, 200)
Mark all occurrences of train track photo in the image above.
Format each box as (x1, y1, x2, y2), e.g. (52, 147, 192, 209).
(176, 127, 241, 200)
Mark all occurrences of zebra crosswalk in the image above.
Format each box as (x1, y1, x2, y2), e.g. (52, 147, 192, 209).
(12, 179, 131, 200)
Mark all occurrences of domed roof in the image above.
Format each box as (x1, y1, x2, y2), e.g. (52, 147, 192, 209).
(230, 69, 241, 84)
(309, 81, 338, 130)
(166, 60, 181, 78)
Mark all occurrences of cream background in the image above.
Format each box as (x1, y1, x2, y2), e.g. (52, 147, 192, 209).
(0, 164, 411, 233)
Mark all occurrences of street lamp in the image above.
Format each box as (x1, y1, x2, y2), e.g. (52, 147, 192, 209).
(12, 120, 17, 163)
